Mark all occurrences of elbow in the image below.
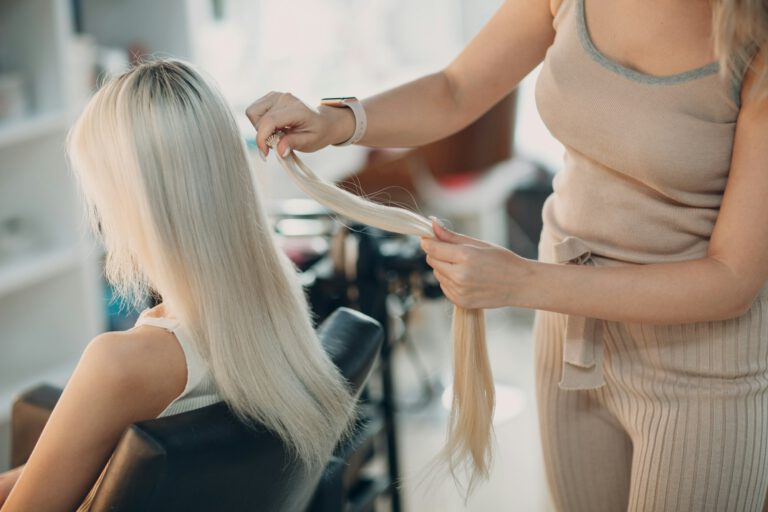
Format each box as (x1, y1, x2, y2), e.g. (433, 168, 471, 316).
(731, 291, 759, 318)
(706, 256, 763, 320)
(718, 298, 752, 321)
(439, 68, 462, 113)
(697, 296, 752, 322)
(711, 287, 760, 321)
(439, 68, 472, 130)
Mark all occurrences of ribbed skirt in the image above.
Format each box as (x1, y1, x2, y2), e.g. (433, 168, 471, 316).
(533, 222, 768, 512)
(534, 277, 768, 511)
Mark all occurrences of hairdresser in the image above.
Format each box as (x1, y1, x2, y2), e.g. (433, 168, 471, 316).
(248, 0, 768, 510)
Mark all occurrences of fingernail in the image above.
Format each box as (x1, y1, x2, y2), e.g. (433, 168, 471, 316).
(280, 145, 292, 158)
(259, 149, 267, 162)
(429, 215, 446, 228)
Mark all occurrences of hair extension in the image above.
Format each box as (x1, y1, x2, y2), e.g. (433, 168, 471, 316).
(266, 131, 496, 496)
(66, 59, 357, 473)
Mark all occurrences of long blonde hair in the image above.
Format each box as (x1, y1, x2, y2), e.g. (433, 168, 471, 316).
(712, 0, 767, 101)
(66, 59, 356, 472)
(266, 131, 495, 496)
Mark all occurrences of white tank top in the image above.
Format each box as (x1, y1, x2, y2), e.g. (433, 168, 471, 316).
(76, 311, 223, 511)
(134, 310, 222, 417)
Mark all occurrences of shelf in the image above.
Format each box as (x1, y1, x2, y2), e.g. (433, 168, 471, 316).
(0, 111, 69, 149)
(0, 245, 82, 298)
(0, 358, 78, 423)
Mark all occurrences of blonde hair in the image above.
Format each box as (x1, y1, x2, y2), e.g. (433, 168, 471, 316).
(266, 131, 495, 496)
(66, 59, 356, 472)
(712, 0, 767, 101)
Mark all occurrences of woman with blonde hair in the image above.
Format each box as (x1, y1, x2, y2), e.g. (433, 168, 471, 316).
(247, 0, 768, 509)
(0, 59, 359, 511)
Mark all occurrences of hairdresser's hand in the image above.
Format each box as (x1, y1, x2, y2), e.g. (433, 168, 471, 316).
(246, 91, 355, 159)
(421, 219, 534, 310)
(0, 465, 24, 506)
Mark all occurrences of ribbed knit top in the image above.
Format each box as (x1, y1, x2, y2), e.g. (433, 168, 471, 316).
(134, 309, 221, 417)
(533, 0, 768, 390)
(535, 0, 744, 268)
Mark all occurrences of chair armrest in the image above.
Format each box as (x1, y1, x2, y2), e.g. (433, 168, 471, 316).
(10, 384, 63, 467)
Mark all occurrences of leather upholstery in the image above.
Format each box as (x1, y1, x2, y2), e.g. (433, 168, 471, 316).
(10, 384, 63, 468)
(11, 307, 383, 512)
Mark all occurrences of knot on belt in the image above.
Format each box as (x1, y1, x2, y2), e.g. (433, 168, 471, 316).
(552, 236, 605, 390)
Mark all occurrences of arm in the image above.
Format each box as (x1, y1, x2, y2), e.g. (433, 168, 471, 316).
(352, 0, 556, 148)
(421, 53, 768, 324)
(247, 0, 556, 156)
(1, 330, 185, 512)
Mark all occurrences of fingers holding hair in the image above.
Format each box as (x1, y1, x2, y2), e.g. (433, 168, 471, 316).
(246, 92, 308, 157)
(245, 91, 282, 156)
(430, 217, 488, 246)
(420, 237, 467, 264)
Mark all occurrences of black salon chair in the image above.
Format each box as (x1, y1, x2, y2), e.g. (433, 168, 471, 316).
(10, 307, 383, 512)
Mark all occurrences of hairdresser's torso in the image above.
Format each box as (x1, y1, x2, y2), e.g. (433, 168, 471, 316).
(536, 0, 742, 268)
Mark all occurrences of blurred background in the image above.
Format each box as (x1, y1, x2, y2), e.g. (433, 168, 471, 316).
(0, 0, 564, 510)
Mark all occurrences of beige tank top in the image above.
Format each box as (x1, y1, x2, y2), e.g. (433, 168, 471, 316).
(536, 0, 745, 267)
(534, 0, 764, 390)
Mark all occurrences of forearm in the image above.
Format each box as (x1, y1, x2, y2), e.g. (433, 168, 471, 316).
(521, 256, 754, 324)
(343, 0, 556, 148)
(323, 71, 472, 148)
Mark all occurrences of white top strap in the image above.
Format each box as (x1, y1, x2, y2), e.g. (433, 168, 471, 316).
(133, 311, 209, 396)
(134, 315, 180, 331)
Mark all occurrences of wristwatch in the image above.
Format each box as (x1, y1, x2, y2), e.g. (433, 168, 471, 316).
(320, 97, 367, 146)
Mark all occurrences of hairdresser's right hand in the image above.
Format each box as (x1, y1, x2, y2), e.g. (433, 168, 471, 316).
(246, 92, 356, 159)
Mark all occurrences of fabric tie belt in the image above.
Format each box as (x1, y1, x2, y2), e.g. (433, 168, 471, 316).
(552, 236, 606, 390)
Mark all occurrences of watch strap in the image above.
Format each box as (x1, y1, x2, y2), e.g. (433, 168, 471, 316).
(322, 97, 366, 146)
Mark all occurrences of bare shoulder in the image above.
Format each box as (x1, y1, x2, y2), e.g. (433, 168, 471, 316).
(1, 323, 188, 510)
(83, 325, 187, 410)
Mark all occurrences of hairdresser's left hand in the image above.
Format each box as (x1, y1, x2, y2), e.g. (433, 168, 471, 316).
(420, 219, 534, 310)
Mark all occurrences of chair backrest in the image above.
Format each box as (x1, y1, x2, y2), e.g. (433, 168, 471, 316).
(87, 307, 383, 512)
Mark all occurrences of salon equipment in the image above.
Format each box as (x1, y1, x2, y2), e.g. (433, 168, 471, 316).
(273, 203, 446, 512)
(10, 308, 383, 512)
(350, 226, 444, 511)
